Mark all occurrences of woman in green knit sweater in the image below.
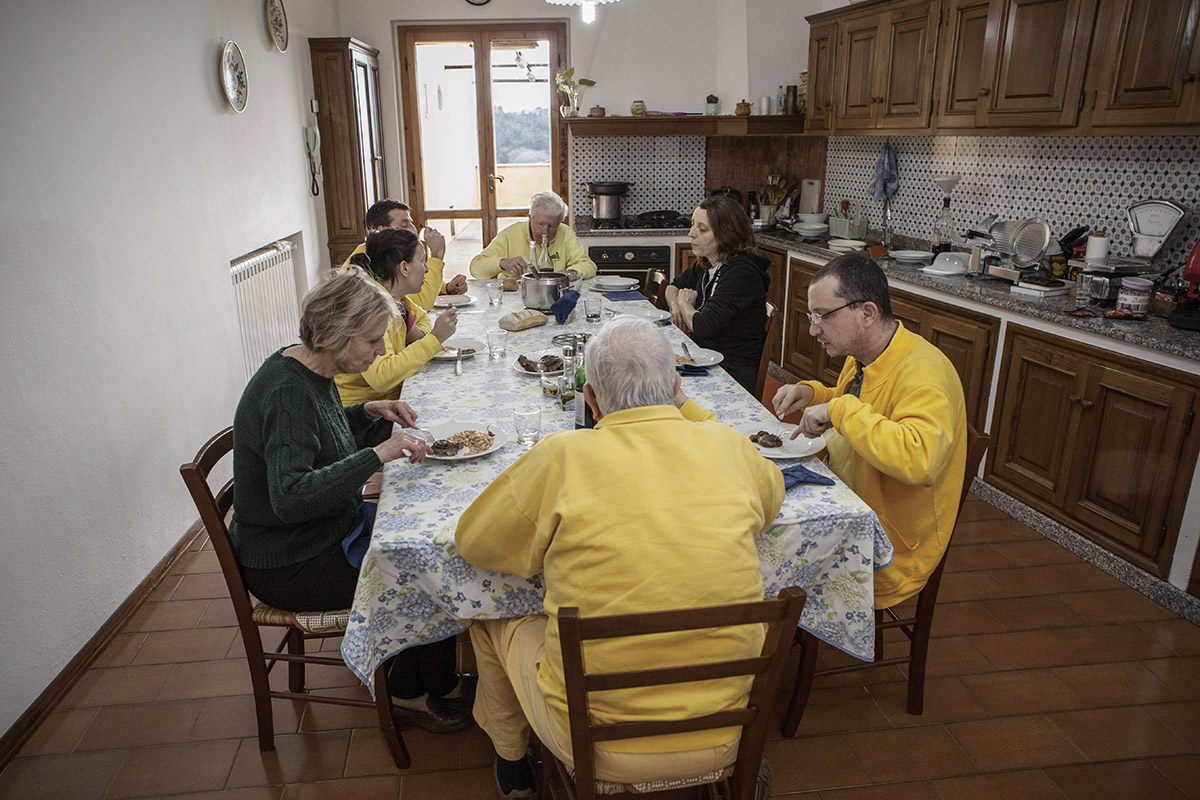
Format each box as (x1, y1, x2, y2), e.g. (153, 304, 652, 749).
(230, 269, 470, 733)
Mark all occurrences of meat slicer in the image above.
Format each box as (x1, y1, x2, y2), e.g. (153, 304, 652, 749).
(965, 217, 1052, 282)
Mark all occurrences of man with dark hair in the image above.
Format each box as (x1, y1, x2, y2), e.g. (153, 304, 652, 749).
(773, 252, 966, 609)
(345, 199, 468, 309)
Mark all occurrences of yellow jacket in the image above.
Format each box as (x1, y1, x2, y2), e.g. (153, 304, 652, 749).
(469, 221, 597, 279)
(335, 294, 438, 405)
(344, 242, 447, 312)
(455, 400, 783, 753)
(799, 322, 966, 607)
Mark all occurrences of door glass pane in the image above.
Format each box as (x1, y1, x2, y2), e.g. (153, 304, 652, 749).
(415, 42, 481, 212)
(352, 61, 378, 208)
(490, 39, 552, 210)
(424, 217, 483, 277)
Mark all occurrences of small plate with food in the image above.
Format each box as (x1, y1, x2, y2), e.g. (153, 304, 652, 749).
(735, 423, 826, 460)
(431, 338, 485, 361)
(418, 422, 508, 461)
(511, 349, 567, 377)
(674, 346, 723, 367)
(433, 294, 477, 308)
(590, 276, 640, 293)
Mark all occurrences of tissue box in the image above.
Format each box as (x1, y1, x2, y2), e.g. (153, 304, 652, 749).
(829, 216, 867, 239)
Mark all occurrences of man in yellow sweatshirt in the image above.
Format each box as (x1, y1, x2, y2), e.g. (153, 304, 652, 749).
(773, 253, 966, 609)
(344, 199, 468, 311)
(455, 317, 782, 798)
(469, 191, 597, 280)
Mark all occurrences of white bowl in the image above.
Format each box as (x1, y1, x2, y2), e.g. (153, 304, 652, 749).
(798, 213, 829, 224)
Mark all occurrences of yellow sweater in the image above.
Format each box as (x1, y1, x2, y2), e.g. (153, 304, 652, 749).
(344, 242, 447, 312)
(469, 221, 597, 279)
(455, 401, 783, 753)
(799, 323, 966, 607)
(334, 295, 438, 405)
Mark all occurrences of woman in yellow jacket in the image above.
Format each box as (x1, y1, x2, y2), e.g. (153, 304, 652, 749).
(336, 229, 458, 420)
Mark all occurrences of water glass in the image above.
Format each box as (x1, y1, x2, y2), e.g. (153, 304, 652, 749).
(485, 280, 503, 306)
(513, 408, 542, 447)
(583, 293, 602, 322)
(487, 329, 508, 360)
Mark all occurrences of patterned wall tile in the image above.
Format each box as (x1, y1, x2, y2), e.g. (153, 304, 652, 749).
(569, 134, 706, 216)
(825, 135, 1200, 267)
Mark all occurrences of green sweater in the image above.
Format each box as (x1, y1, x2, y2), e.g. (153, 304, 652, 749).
(229, 349, 382, 569)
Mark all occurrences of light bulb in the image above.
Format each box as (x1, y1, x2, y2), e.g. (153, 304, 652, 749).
(583, 0, 596, 23)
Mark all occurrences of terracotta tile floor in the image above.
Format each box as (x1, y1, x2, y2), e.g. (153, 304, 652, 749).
(4, 497, 1200, 798)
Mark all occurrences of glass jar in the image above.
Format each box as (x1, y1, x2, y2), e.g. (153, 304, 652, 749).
(631, 100, 646, 116)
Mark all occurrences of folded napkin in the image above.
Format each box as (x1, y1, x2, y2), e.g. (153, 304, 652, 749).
(675, 364, 709, 376)
(604, 291, 646, 302)
(779, 462, 834, 488)
(867, 141, 899, 203)
(551, 290, 580, 324)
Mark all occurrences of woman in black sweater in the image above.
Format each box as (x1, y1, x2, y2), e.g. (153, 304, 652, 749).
(665, 195, 770, 393)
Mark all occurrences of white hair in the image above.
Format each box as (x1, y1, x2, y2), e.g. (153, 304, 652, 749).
(584, 317, 675, 414)
(529, 191, 568, 220)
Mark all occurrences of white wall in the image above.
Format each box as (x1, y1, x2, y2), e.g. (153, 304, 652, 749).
(0, 0, 338, 735)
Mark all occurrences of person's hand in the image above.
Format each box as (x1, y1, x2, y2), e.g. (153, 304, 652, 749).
(773, 383, 814, 420)
(373, 431, 430, 464)
(365, 399, 420, 427)
(796, 402, 832, 439)
(671, 307, 690, 332)
(676, 287, 699, 309)
(431, 307, 459, 343)
(423, 227, 446, 260)
(445, 274, 468, 294)
(499, 256, 527, 275)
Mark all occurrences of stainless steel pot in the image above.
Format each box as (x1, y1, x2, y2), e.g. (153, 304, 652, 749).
(590, 193, 623, 221)
(520, 272, 570, 311)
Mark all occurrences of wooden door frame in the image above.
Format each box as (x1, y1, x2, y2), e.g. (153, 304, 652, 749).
(397, 22, 567, 244)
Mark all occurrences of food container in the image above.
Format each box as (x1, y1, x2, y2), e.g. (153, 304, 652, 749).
(520, 272, 570, 311)
(1117, 276, 1152, 314)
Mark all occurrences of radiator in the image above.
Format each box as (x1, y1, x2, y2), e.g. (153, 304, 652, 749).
(230, 240, 301, 379)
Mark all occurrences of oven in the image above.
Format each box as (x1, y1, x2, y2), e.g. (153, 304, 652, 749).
(588, 245, 672, 286)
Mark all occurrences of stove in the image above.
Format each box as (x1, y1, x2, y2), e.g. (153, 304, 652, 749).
(625, 210, 692, 230)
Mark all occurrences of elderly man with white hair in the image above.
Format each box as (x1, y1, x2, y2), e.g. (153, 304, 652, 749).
(455, 317, 783, 799)
(469, 190, 597, 280)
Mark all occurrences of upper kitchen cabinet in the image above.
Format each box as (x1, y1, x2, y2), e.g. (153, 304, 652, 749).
(310, 38, 386, 266)
(935, 0, 992, 130)
(806, 20, 838, 133)
(832, 0, 940, 132)
(1086, 0, 1200, 128)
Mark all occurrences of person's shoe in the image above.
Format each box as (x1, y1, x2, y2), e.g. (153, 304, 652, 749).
(756, 756, 773, 800)
(432, 673, 478, 714)
(493, 754, 538, 800)
(390, 697, 472, 734)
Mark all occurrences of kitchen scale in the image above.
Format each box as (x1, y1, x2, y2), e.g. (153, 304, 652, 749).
(1072, 198, 1188, 300)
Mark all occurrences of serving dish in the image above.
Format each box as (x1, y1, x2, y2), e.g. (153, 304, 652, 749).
(220, 41, 248, 113)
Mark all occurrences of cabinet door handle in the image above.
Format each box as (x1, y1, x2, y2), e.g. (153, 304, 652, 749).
(978, 87, 991, 96)
(1068, 394, 1081, 404)
(1183, 72, 1197, 84)
(1080, 399, 1095, 410)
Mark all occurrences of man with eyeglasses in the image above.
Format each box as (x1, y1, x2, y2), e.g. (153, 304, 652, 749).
(772, 253, 967, 609)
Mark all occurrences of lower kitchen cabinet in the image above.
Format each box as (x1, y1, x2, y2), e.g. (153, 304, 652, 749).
(989, 325, 1200, 578)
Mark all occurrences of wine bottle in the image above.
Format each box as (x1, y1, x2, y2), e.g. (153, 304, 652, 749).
(574, 340, 595, 429)
(747, 191, 760, 221)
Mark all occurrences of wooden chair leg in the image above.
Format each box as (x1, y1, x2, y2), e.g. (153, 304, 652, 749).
(372, 657, 411, 770)
(906, 593, 938, 715)
(780, 628, 819, 738)
(287, 629, 306, 693)
(241, 632, 277, 753)
(874, 609, 886, 661)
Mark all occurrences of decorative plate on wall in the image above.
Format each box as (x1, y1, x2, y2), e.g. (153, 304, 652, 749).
(266, 0, 288, 53)
(221, 41, 248, 113)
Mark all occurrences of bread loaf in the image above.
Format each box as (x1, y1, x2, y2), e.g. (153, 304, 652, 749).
(502, 277, 519, 292)
(498, 309, 548, 332)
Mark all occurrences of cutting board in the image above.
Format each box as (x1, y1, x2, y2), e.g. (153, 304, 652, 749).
(799, 179, 821, 214)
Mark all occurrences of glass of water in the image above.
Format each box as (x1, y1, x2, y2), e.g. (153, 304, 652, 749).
(583, 293, 602, 322)
(513, 408, 542, 447)
(485, 280, 503, 306)
(487, 329, 508, 360)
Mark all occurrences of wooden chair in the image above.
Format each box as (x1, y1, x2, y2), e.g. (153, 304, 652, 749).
(543, 586, 807, 800)
(179, 427, 411, 768)
(780, 424, 991, 736)
(753, 301, 780, 401)
(644, 268, 669, 310)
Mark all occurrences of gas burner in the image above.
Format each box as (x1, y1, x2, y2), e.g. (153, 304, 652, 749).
(593, 219, 623, 229)
(625, 210, 691, 230)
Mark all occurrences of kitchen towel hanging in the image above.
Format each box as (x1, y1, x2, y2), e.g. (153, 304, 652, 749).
(867, 142, 900, 203)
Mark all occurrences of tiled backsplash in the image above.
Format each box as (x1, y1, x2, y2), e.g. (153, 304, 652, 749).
(568, 135, 706, 216)
(825, 135, 1200, 267)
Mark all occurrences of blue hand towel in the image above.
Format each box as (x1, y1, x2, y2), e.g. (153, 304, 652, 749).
(867, 142, 899, 203)
(551, 290, 581, 324)
(675, 364, 709, 377)
(779, 463, 834, 488)
(604, 291, 646, 302)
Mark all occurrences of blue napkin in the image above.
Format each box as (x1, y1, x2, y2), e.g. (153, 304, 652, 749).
(551, 290, 581, 324)
(340, 492, 378, 569)
(675, 364, 709, 376)
(604, 291, 646, 302)
(779, 463, 834, 488)
(867, 141, 899, 203)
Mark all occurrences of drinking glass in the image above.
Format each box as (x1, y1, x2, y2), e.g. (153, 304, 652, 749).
(487, 329, 508, 360)
(584, 294, 602, 322)
(513, 408, 542, 447)
(485, 281, 503, 306)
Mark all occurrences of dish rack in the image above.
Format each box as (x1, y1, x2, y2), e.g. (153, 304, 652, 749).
(829, 216, 867, 239)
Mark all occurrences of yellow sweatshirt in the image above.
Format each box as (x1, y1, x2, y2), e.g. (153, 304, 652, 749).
(335, 295, 438, 405)
(799, 322, 966, 607)
(455, 401, 783, 753)
(344, 242, 447, 312)
(469, 221, 597, 279)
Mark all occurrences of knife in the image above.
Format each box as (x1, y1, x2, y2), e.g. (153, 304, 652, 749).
(452, 348, 462, 376)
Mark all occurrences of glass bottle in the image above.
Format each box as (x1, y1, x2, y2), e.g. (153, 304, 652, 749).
(528, 241, 539, 274)
(747, 191, 760, 221)
(574, 340, 594, 429)
(932, 197, 954, 255)
(539, 235, 551, 271)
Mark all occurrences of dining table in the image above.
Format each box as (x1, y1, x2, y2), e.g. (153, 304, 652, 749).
(341, 279, 893, 691)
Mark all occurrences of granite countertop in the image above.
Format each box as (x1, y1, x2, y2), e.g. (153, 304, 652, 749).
(754, 228, 1200, 364)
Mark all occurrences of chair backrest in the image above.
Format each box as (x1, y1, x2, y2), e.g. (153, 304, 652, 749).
(644, 269, 669, 309)
(558, 586, 807, 800)
(957, 422, 991, 519)
(753, 301, 780, 400)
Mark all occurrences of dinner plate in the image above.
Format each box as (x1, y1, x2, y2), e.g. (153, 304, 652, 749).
(510, 348, 566, 377)
(676, 347, 723, 367)
(433, 294, 477, 308)
(419, 421, 508, 461)
(613, 307, 671, 323)
(891, 249, 935, 262)
(735, 423, 826, 460)
(794, 223, 829, 235)
(431, 338, 485, 361)
(590, 276, 639, 292)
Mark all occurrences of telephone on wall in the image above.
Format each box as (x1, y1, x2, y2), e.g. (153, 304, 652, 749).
(305, 124, 321, 197)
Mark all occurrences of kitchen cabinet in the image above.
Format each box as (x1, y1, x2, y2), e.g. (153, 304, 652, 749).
(1086, 0, 1200, 128)
(806, 20, 838, 133)
(990, 326, 1200, 578)
(565, 116, 805, 137)
(675, 243, 701, 276)
(785, 257, 846, 385)
(310, 37, 386, 265)
(833, 0, 939, 131)
(935, 0, 993, 130)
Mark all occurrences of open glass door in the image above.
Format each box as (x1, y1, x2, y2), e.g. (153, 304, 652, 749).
(399, 24, 566, 274)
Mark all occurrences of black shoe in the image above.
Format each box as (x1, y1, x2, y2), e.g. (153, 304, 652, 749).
(390, 697, 472, 734)
(493, 755, 538, 800)
(432, 673, 478, 714)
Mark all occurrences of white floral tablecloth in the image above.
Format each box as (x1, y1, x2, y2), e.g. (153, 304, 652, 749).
(342, 280, 893, 688)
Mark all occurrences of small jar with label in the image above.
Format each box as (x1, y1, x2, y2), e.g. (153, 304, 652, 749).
(1117, 276, 1152, 314)
(631, 100, 646, 115)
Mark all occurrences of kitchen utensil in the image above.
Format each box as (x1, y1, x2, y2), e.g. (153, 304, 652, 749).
(1058, 224, 1090, 252)
(1128, 198, 1187, 259)
(840, 199, 850, 218)
(519, 271, 569, 310)
(798, 180, 821, 214)
(681, 342, 691, 359)
(708, 186, 742, 203)
(891, 250, 935, 263)
(798, 213, 828, 224)
(433, 294, 477, 307)
(585, 181, 633, 196)
(751, 220, 776, 232)
(922, 253, 969, 275)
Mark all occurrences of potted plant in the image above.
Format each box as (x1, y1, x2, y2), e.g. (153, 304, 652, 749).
(555, 68, 595, 118)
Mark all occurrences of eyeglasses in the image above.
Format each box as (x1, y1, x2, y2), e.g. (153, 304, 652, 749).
(806, 300, 865, 326)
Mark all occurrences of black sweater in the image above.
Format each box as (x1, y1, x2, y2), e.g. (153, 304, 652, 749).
(672, 252, 770, 392)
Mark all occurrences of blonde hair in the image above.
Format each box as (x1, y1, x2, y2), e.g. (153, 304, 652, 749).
(298, 267, 397, 357)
